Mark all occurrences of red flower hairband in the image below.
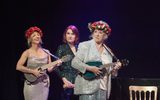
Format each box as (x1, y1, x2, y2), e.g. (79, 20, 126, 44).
(88, 20, 111, 34)
(25, 26, 43, 38)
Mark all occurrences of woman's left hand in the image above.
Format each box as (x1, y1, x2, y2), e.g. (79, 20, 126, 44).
(56, 59, 62, 66)
(62, 78, 74, 89)
(113, 61, 122, 70)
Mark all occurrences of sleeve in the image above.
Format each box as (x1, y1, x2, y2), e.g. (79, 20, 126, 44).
(71, 43, 90, 74)
(55, 45, 65, 77)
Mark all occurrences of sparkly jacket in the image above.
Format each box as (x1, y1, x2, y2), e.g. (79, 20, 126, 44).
(56, 43, 78, 83)
(72, 39, 117, 97)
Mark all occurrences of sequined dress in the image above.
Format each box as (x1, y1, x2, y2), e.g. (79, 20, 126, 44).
(24, 56, 49, 100)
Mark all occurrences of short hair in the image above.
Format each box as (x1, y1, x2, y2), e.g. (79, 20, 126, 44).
(25, 26, 43, 47)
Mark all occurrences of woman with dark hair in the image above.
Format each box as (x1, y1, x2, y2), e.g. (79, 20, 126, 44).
(16, 26, 62, 100)
(56, 25, 79, 100)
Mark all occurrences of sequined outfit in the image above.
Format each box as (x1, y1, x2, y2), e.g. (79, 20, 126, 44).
(24, 55, 49, 100)
(72, 39, 117, 100)
(56, 43, 79, 100)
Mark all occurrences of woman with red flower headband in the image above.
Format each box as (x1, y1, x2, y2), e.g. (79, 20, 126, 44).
(72, 20, 122, 100)
(16, 26, 62, 100)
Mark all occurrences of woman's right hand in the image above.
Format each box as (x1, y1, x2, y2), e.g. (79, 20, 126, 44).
(88, 66, 102, 76)
(32, 68, 43, 77)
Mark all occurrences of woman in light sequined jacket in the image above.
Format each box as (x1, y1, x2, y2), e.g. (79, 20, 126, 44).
(72, 20, 122, 100)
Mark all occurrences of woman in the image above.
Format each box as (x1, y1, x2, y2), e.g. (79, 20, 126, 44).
(16, 26, 62, 100)
(56, 25, 79, 100)
(71, 20, 122, 100)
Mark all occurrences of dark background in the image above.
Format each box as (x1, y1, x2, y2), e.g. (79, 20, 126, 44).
(1, 0, 160, 100)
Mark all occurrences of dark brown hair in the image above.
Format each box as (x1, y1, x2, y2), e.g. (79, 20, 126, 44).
(63, 25, 79, 44)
